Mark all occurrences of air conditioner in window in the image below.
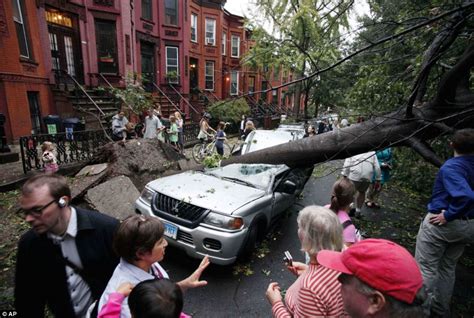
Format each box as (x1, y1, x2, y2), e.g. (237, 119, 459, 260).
(206, 38, 214, 45)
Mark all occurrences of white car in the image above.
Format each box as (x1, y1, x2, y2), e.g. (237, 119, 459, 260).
(240, 129, 303, 155)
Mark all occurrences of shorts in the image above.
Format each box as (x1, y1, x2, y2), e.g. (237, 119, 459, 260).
(352, 180, 371, 192)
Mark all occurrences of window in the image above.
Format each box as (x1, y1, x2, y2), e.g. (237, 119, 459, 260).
(191, 14, 197, 42)
(64, 36, 76, 76)
(205, 19, 216, 45)
(273, 65, 280, 81)
(27, 92, 42, 134)
(12, 0, 30, 58)
(166, 46, 179, 84)
(231, 35, 240, 58)
(95, 19, 118, 73)
(230, 71, 238, 95)
(248, 76, 255, 95)
(164, 0, 178, 25)
(272, 89, 278, 104)
(222, 32, 226, 55)
(205, 61, 214, 90)
(142, 0, 152, 20)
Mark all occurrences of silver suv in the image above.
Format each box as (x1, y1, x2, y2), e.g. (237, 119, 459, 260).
(135, 163, 312, 265)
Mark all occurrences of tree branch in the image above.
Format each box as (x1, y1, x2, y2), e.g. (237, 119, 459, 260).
(404, 137, 443, 167)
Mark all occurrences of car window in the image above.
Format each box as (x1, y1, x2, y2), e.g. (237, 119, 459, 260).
(206, 164, 285, 190)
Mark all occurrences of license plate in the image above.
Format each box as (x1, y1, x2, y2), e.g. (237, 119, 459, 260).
(163, 222, 178, 240)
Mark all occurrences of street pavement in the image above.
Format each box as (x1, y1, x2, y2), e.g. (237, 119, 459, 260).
(161, 163, 339, 318)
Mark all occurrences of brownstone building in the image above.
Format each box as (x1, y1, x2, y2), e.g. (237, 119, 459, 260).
(0, 0, 294, 143)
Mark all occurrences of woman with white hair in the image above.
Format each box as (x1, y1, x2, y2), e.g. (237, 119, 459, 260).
(266, 206, 347, 317)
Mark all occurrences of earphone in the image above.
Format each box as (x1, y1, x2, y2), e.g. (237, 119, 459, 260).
(58, 197, 67, 208)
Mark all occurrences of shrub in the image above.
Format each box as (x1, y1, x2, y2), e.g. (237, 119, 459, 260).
(208, 98, 251, 124)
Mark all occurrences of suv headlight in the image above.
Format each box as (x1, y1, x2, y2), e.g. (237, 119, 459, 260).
(140, 187, 155, 205)
(203, 212, 243, 230)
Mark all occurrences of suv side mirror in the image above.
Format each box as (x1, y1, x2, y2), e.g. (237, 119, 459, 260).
(278, 180, 297, 194)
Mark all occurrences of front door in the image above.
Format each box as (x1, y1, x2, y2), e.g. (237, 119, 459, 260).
(46, 9, 83, 83)
(141, 42, 155, 92)
(189, 58, 199, 90)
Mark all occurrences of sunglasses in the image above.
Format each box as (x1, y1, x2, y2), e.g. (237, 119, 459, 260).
(21, 199, 57, 217)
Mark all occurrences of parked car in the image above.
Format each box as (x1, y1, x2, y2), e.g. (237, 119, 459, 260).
(275, 123, 306, 139)
(238, 129, 303, 156)
(135, 163, 313, 265)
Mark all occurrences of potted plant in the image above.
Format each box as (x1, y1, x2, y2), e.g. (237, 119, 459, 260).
(99, 53, 114, 63)
(165, 71, 179, 83)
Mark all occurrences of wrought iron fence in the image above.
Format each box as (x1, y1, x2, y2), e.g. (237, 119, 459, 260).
(19, 129, 112, 174)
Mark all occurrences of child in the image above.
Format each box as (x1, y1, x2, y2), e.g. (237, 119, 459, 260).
(215, 121, 227, 156)
(41, 141, 59, 173)
(168, 115, 179, 149)
(98, 279, 190, 318)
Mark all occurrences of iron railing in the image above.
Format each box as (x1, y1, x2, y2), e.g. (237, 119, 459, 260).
(19, 129, 111, 174)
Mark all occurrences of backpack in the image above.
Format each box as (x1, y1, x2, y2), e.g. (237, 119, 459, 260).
(341, 219, 366, 242)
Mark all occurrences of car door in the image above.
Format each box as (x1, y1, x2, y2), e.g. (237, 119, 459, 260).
(271, 170, 296, 219)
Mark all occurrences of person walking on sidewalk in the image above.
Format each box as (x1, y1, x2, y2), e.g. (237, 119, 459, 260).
(341, 151, 381, 218)
(415, 128, 474, 317)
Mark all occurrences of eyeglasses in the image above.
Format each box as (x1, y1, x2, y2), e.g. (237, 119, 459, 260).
(21, 199, 57, 217)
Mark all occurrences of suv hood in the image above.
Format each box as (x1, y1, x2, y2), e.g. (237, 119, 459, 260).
(147, 171, 266, 214)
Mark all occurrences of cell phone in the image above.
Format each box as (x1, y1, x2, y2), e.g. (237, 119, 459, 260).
(283, 250, 293, 266)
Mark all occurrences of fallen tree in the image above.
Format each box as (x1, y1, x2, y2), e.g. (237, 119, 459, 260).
(224, 3, 474, 168)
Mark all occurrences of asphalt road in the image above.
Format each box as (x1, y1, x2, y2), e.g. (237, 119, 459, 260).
(160, 165, 338, 318)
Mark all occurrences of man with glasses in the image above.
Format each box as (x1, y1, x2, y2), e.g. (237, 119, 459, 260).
(317, 239, 427, 318)
(14, 174, 119, 317)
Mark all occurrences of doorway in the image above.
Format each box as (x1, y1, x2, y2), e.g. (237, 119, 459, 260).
(46, 9, 83, 83)
(189, 58, 199, 90)
(141, 42, 155, 92)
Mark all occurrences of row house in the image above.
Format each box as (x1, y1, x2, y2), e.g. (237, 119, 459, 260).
(0, 0, 293, 143)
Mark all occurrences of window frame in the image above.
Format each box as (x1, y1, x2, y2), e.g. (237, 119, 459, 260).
(231, 35, 240, 58)
(165, 46, 179, 84)
(222, 32, 226, 55)
(230, 70, 239, 96)
(164, 0, 178, 26)
(12, 0, 30, 58)
(205, 18, 216, 46)
(190, 13, 198, 42)
(141, 0, 152, 21)
(205, 61, 215, 91)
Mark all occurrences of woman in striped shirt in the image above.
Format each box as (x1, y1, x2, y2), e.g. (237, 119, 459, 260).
(266, 206, 348, 317)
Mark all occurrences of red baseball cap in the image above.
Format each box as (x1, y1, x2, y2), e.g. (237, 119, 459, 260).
(317, 238, 423, 304)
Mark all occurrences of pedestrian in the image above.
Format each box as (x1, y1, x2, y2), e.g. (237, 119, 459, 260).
(303, 125, 316, 138)
(415, 128, 474, 317)
(142, 109, 161, 140)
(111, 110, 129, 141)
(317, 239, 426, 318)
(99, 215, 210, 318)
(168, 115, 179, 150)
(366, 147, 393, 208)
(239, 115, 247, 137)
(41, 141, 59, 173)
(266, 206, 347, 317)
(215, 121, 227, 156)
(197, 113, 215, 143)
(317, 120, 326, 134)
(156, 112, 166, 142)
(242, 120, 255, 140)
(15, 174, 119, 317)
(175, 111, 184, 153)
(98, 279, 189, 318)
(341, 151, 381, 218)
(327, 177, 359, 247)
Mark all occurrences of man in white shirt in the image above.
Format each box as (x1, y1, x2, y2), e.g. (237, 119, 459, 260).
(142, 109, 162, 139)
(341, 151, 381, 217)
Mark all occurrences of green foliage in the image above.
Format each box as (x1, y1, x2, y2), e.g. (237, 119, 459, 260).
(107, 73, 153, 114)
(202, 153, 222, 169)
(391, 135, 452, 196)
(208, 98, 250, 124)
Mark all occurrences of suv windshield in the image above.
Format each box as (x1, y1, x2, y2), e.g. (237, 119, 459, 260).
(206, 164, 284, 190)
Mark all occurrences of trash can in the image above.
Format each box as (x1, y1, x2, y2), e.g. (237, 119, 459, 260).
(43, 115, 62, 135)
(63, 117, 81, 140)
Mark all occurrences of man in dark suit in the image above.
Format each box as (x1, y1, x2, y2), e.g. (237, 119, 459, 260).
(14, 174, 119, 317)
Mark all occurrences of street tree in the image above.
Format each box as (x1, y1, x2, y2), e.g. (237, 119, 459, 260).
(228, 1, 474, 168)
